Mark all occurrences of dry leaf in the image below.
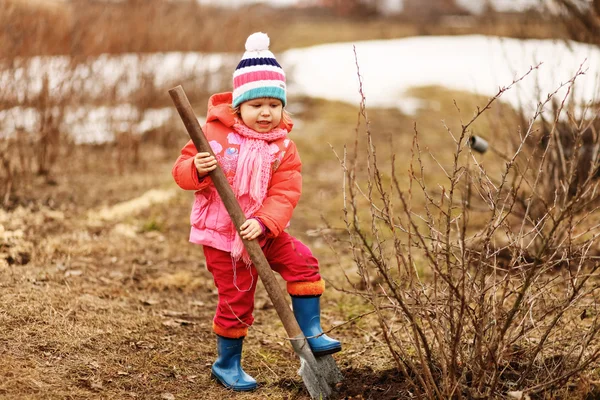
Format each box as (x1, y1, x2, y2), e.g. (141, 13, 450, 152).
(162, 319, 194, 327)
(90, 380, 103, 390)
(507, 391, 530, 400)
(174, 319, 194, 326)
(162, 310, 187, 317)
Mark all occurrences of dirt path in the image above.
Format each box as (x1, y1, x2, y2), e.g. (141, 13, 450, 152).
(0, 155, 401, 399)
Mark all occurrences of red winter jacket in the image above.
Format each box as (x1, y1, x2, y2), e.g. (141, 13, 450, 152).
(171, 92, 302, 251)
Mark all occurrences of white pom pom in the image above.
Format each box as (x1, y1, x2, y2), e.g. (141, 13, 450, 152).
(245, 32, 270, 52)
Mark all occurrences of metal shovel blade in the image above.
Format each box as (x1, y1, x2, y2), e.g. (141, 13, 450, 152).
(292, 335, 343, 398)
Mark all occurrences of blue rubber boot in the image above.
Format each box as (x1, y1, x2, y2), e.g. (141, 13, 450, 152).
(211, 336, 257, 391)
(291, 296, 342, 356)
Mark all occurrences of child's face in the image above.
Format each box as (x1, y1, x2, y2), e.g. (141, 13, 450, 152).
(239, 98, 283, 133)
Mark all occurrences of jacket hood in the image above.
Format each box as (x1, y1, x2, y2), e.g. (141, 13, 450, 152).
(206, 92, 293, 132)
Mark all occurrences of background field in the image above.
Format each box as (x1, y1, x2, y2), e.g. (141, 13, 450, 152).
(1, 1, 599, 399)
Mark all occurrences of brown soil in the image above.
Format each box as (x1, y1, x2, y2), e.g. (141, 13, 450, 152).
(333, 367, 408, 399)
(0, 143, 393, 399)
(2, 93, 599, 399)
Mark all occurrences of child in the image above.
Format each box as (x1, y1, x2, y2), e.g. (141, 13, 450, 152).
(172, 32, 341, 391)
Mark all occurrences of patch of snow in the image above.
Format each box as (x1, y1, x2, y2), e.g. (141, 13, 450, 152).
(456, 0, 548, 14)
(2, 35, 599, 141)
(282, 35, 600, 117)
(0, 52, 232, 106)
(394, 97, 433, 115)
(0, 106, 176, 144)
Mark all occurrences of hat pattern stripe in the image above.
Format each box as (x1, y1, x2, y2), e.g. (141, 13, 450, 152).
(233, 64, 285, 78)
(233, 79, 286, 99)
(236, 57, 282, 69)
(234, 87, 286, 107)
(234, 71, 285, 88)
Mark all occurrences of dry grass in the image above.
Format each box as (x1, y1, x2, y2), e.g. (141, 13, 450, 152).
(1, 80, 599, 398)
(0, 86, 515, 399)
(1, 2, 599, 398)
(0, 0, 567, 58)
(326, 62, 600, 398)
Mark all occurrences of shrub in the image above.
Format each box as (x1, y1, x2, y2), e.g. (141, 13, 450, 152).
(331, 56, 600, 398)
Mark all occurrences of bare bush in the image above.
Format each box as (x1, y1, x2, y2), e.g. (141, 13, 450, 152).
(328, 53, 600, 398)
(0, 0, 249, 203)
(311, 0, 382, 17)
(0, 0, 263, 58)
(0, 31, 232, 203)
(551, 0, 600, 46)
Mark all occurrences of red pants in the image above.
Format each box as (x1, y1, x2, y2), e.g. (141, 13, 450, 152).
(204, 231, 324, 338)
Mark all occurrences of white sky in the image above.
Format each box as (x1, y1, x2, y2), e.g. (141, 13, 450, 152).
(2, 34, 599, 142)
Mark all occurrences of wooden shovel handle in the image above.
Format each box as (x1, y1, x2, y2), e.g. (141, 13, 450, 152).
(169, 85, 303, 339)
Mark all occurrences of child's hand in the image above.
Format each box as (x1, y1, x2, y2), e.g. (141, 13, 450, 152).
(194, 152, 217, 177)
(239, 218, 263, 240)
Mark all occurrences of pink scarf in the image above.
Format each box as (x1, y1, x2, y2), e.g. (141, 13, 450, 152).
(230, 123, 288, 266)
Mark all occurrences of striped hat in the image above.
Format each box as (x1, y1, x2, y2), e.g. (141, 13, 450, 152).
(232, 32, 286, 108)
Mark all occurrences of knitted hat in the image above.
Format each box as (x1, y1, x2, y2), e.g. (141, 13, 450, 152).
(232, 32, 286, 108)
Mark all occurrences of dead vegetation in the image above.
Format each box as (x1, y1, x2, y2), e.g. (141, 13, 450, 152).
(326, 53, 600, 399)
(1, 1, 600, 399)
(0, 0, 567, 58)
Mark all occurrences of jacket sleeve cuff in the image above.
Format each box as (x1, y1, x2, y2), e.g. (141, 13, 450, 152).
(189, 158, 212, 190)
(255, 215, 279, 237)
(252, 217, 268, 236)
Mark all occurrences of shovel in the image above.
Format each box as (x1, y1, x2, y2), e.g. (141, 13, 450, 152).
(169, 85, 343, 399)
